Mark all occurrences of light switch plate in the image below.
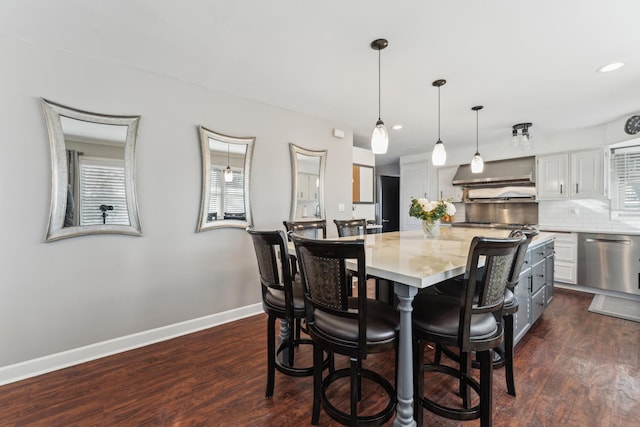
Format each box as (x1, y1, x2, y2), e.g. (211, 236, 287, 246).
(338, 203, 345, 212)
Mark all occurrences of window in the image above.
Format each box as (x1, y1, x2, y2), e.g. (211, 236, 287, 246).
(208, 166, 245, 220)
(611, 145, 640, 214)
(79, 157, 129, 225)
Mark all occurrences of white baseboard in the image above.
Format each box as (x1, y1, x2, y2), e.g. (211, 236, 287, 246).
(0, 303, 263, 387)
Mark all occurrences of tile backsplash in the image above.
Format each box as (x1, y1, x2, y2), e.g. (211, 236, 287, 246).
(538, 199, 640, 233)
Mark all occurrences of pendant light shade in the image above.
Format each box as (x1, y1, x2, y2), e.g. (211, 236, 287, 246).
(224, 144, 233, 182)
(431, 79, 447, 166)
(371, 38, 389, 155)
(371, 119, 389, 154)
(432, 141, 446, 166)
(471, 106, 484, 174)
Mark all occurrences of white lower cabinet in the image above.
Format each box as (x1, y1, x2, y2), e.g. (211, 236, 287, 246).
(553, 232, 577, 284)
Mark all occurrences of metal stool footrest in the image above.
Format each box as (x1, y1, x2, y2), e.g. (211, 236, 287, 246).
(321, 367, 396, 426)
(275, 338, 330, 377)
(420, 363, 481, 421)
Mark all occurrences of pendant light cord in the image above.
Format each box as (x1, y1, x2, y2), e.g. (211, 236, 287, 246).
(378, 48, 381, 121)
(475, 109, 479, 152)
(227, 144, 230, 166)
(437, 86, 441, 140)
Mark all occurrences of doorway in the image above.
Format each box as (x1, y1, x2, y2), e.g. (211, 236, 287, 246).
(380, 175, 399, 233)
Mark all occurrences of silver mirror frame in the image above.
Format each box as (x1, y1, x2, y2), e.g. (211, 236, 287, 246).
(289, 143, 327, 221)
(41, 98, 142, 242)
(196, 126, 255, 231)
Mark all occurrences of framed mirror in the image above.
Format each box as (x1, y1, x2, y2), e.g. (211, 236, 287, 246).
(196, 126, 255, 231)
(353, 164, 374, 204)
(41, 98, 142, 242)
(289, 144, 326, 221)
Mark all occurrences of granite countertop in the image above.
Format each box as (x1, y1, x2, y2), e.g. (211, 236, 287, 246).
(352, 228, 554, 288)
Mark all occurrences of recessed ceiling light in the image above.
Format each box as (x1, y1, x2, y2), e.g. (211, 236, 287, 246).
(391, 124, 403, 130)
(597, 62, 624, 73)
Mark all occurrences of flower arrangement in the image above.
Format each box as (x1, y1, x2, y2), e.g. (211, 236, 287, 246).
(409, 198, 456, 223)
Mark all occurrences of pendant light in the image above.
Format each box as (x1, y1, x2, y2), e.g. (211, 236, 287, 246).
(224, 143, 233, 182)
(431, 79, 447, 166)
(471, 105, 484, 174)
(370, 38, 389, 155)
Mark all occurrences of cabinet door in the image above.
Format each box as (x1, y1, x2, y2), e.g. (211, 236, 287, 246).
(546, 253, 555, 305)
(437, 166, 462, 202)
(536, 153, 569, 199)
(571, 149, 607, 198)
(554, 233, 577, 284)
(514, 268, 532, 345)
(400, 161, 429, 230)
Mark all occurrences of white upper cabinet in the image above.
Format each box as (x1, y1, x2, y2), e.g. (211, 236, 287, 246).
(570, 149, 608, 198)
(537, 153, 569, 199)
(537, 149, 608, 200)
(437, 165, 462, 202)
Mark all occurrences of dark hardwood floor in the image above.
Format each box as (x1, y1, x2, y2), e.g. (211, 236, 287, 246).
(1, 288, 639, 426)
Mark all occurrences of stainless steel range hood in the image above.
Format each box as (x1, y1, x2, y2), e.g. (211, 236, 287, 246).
(452, 156, 535, 187)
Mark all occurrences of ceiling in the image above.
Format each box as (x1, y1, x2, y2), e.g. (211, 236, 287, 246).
(3, 1, 640, 165)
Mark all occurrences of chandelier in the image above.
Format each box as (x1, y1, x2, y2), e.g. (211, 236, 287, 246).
(512, 123, 533, 149)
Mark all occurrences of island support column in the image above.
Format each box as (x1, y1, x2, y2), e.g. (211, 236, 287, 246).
(393, 283, 418, 427)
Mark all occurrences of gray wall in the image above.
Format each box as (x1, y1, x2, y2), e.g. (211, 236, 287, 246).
(0, 36, 353, 369)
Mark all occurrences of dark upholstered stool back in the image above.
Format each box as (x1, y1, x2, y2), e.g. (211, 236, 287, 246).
(283, 219, 327, 240)
(333, 218, 367, 237)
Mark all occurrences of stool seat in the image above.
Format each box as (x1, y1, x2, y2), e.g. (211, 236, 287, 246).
(314, 299, 398, 344)
(264, 279, 305, 314)
(413, 294, 498, 340)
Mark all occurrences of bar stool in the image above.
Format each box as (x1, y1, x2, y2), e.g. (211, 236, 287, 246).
(291, 233, 399, 426)
(247, 228, 328, 398)
(433, 226, 539, 396)
(413, 233, 526, 427)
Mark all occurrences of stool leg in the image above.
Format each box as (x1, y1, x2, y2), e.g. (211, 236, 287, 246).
(295, 318, 301, 341)
(266, 315, 276, 399)
(350, 357, 359, 425)
(478, 349, 494, 427)
(460, 351, 471, 409)
(357, 358, 363, 401)
(504, 314, 516, 396)
(434, 344, 442, 364)
(312, 344, 323, 425)
(414, 339, 424, 427)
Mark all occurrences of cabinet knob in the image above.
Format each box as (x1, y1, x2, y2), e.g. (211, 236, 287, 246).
(560, 184, 563, 194)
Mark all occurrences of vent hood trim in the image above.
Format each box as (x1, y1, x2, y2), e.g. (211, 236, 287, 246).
(452, 156, 536, 187)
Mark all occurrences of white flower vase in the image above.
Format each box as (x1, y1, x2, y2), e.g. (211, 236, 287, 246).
(422, 219, 441, 238)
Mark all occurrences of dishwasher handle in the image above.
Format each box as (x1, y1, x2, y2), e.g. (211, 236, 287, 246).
(585, 237, 631, 245)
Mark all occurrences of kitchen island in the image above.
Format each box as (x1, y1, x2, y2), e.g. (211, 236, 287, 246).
(291, 226, 555, 426)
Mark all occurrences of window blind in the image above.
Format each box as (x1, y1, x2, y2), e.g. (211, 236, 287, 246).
(208, 166, 245, 219)
(79, 157, 129, 226)
(611, 146, 640, 213)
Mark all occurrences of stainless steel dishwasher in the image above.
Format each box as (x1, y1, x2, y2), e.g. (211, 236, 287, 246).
(577, 233, 640, 296)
